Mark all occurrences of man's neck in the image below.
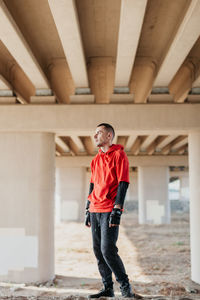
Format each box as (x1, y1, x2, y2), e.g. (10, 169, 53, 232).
(101, 143, 112, 153)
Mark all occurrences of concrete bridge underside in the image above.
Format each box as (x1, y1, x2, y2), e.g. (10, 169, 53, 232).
(0, 0, 200, 288)
(0, 105, 199, 285)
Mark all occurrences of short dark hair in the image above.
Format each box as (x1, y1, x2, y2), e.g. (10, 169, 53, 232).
(97, 123, 115, 139)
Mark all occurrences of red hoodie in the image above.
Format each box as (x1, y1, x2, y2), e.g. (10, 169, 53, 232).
(88, 144, 129, 212)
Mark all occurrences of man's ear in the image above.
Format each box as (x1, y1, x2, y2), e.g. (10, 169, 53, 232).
(108, 132, 112, 140)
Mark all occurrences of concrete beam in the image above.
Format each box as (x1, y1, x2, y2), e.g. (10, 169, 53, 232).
(0, 1, 48, 89)
(67, 134, 85, 152)
(193, 74, 200, 87)
(48, 0, 88, 88)
(79, 136, 94, 156)
(55, 143, 64, 156)
(116, 136, 129, 147)
(168, 35, 200, 102)
(0, 97, 16, 104)
(130, 136, 148, 155)
(169, 60, 195, 102)
(56, 155, 188, 168)
(126, 135, 138, 151)
(155, 0, 200, 86)
(129, 58, 156, 103)
(0, 104, 200, 133)
(170, 171, 188, 178)
(59, 137, 79, 156)
(0, 75, 11, 90)
(161, 135, 187, 155)
(173, 143, 188, 155)
(55, 137, 70, 153)
(146, 135, 168, 155)
(7, 63, 35, 103)
(88, 57, 115, 103)
(0, 42, 35, 102)
(115, 0, 147, 86)
(30, 96, 56, 104)
(47, 59, 75, 103)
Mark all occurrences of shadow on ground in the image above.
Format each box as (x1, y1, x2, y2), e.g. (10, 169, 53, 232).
(0, 273, 200, 300)
(121, 212, 200, 300)
(1, 213, 200, 299)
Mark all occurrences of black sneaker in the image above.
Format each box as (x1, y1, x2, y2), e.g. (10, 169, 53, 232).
(121, 284, 142, 299)
(88, 287, 115, 298)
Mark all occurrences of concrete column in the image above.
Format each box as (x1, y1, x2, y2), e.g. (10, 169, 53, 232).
(126, 172, 138, 202)
(188, 132, 200, 284)
(125, 172, 138, 211)
(179, 174, 190, 202)
(56, 167, 86, 222)
(0, 132, 55, 283)
(138, 166, 170, 224)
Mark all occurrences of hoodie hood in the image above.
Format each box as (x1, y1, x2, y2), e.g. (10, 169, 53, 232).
(98, 144, 124, 154)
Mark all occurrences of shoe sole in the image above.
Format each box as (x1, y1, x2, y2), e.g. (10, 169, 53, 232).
(88, 295, 115, 299)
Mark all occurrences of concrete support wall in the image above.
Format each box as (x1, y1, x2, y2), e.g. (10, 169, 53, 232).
(179, 174, 189, 202)
(56, 167, 86, 222)
(189, 132, 200, 284)
(126, 172, 138, 202)
(138, 166, 170, 224)
(0, 133, 55, 283)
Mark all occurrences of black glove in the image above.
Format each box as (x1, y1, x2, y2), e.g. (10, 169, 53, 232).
(85, 209, 91, 227)
(109, 208, 122, 226)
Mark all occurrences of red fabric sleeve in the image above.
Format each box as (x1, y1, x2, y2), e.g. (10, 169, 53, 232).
(115, 151, 129, 183)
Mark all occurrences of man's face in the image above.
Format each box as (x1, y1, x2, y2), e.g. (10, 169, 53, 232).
(94, 126, 112, 147)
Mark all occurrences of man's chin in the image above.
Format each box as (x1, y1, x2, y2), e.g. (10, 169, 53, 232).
(95, 142, 102, 147)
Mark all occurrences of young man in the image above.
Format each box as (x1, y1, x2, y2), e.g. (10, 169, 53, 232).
(85, 123, 141, 299)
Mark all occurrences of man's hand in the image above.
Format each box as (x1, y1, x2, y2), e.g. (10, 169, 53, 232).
(85, 209, 91, 227)
(109, 208, 122, 227)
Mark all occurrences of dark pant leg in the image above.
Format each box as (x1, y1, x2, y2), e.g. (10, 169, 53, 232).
(100, 212, 129, 287)
(90, 212, 113, 288)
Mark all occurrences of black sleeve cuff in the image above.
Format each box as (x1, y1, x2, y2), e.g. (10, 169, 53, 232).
(89, 182, 94, 195)
(86, 200, 90, 210)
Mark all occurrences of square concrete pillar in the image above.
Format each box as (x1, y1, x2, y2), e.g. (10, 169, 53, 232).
(189, 132, 200, 284)
(126, 171, 138, 202)
(0, 133, 55, 283)
(125, 171, 138, 211)
(179, 174, 189, 202)
(138, 166, 170, 224)
(56, 167, 87, 222)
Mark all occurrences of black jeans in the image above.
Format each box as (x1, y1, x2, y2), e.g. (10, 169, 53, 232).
(90, 212, 129, 288)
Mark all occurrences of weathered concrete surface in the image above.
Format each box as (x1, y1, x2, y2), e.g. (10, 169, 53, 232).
(1, 213, 200, 300)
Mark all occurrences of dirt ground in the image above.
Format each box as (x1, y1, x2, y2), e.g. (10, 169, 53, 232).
(0, 212, 200, 300)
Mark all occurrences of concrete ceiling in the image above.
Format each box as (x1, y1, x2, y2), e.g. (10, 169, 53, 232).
(55, 134, 188, 157)
(0, 0, 199, 157)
